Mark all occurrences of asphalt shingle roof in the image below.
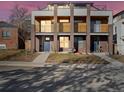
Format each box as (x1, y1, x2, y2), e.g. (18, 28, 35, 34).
(0, 21, 17, 28)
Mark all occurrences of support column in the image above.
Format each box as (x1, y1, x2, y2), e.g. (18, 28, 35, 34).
(36, 36, 39, 52)
(86, 4, 91, 54)
(54, 4, 58, 52)
(108, 24, 113, 55)
(38, 20, 41, 32)
(31, 24, 36, 52)
(70, 3, 74, 50)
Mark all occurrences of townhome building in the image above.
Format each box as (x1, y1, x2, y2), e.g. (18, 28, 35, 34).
(31, 2, 113, 54)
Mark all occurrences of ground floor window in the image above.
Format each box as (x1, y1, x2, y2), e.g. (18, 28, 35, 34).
(59, 37, 69, 48)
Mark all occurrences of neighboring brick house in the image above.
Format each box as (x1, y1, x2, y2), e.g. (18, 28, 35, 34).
(0, 21, 18, 49)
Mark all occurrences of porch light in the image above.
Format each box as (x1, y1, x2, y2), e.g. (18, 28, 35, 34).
(46, 37, 50, 41)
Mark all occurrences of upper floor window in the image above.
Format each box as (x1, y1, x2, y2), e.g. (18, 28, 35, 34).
(59, 19, 69, 23)
(2, 31, 11, 38)
(41, 20, 52, 32)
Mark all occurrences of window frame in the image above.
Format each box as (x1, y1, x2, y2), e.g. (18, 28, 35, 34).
(2, 31, 11, 39)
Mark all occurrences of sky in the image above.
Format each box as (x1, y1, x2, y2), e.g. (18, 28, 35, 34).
(0, 1, 124, 21)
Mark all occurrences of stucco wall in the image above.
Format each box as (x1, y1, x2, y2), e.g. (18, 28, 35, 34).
(114, 19, 124, 55)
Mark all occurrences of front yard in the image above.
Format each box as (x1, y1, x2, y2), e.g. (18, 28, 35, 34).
(0, 49, 39, 62)
(46, 53, 109, 64)
(110, 55, 124, 63)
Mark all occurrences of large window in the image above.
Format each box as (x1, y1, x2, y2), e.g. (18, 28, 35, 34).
(2, 31, 11, 38)
(60, 37, 69, 48)
(41, 20, 52, 32)
(59, 19, 69, 23)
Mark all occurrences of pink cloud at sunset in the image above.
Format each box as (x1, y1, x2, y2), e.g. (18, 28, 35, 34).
(0, 1, 48, 20)
(0, 1, 124, 21)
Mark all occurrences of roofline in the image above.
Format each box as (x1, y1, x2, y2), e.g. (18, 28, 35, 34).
(48, 2, 94, 6)
(34, 2, 110, 12)
(0, 21, 17, 28)
(114, 10, 124, 18)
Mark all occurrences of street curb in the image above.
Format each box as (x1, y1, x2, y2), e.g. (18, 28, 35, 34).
(0, 63, 45, 67)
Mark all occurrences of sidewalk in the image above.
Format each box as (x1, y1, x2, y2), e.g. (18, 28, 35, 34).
(93, 53, 124, 67)
(0, 52, 50, 67)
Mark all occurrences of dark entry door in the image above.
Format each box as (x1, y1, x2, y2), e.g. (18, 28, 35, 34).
(94, 37, 99, 52)
(44, 41, 50, 52)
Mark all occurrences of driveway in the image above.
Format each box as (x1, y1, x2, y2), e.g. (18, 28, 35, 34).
(0, 63, 124, 92)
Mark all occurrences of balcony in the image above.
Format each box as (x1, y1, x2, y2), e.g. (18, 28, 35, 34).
(74, 23, 87, 33)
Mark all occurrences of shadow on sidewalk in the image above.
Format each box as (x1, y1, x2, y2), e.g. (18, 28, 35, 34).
(0, 63, 123, 92)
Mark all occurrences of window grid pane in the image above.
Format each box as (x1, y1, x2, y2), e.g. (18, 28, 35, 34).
(2, 31, 11, 38)
(60, 37, 69, 48)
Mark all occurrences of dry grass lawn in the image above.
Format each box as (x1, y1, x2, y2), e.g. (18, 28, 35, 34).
(46, 53, 109, 64)
(110, 55, 124, 63)
(0, 49, 39, 62)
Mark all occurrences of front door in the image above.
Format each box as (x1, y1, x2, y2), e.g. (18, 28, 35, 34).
(44, 41, 50, 52)
(94, 37, 100, 52)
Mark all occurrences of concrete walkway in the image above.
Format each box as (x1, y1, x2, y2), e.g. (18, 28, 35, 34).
(0, 52, 50, 67)
(93, 53, 124, 67)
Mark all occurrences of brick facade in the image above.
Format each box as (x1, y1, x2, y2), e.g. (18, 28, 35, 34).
(0, 27, 18, 49)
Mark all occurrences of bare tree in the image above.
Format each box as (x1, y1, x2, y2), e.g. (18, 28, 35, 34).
(36, 4, 47, 10)
(37, 6, 43, 10)
(9, 4, 30, 49)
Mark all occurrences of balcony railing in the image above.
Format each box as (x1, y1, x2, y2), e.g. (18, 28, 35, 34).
(100, 24, 108, 32)
(59, 22, 87, 33)
(74, 23, 87, 32)
(35, 24, 54, 32)
(59, 23, 71, 32)
(35, 23, 87, 33)
(35, 23, 108, 33)
(91, 24, 109, 33)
